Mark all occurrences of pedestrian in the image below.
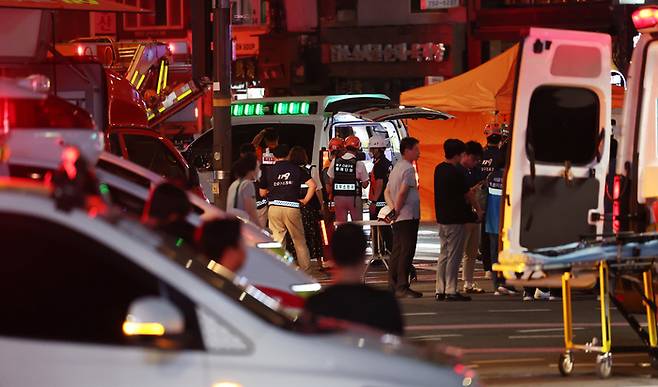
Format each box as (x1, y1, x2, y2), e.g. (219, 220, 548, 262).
(479, 129, 503, 279)
(195, 218, 246, 273)
(259, 144, 316, 272)
(142, 181, 194, 244)
(304, 223, 404, 335)
(434, 139, 482, 302)
(384, 136, 423, 298)
(485, 142, 517, 296)
(252, 127, 279, 227)
(287, 145, 324, 265)
(227, 153, 260, 226)
(368, 134, 393, 257)
(455, 141, 485, 294)
(327, 135, 369, 222)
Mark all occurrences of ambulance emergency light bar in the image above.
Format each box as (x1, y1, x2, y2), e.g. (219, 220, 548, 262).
(231, 101, 318, 117)
(633, 6, 658, 32)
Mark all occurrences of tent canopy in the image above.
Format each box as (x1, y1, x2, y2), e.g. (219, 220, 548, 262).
(401, 44, 519, 115)
(0, 0, 149, 12)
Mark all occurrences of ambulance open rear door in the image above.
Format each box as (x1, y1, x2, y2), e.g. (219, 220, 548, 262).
(501, 28, 611, 255)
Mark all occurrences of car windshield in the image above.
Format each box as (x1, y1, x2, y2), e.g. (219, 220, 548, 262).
(113, 218, 298, 329)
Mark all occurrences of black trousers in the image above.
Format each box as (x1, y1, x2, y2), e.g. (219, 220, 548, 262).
(389, 219, 420, 292)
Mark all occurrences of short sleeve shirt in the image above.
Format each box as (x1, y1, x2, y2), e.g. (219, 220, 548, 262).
(227, 179, 256, 212)
(260, 160, 311, 203)
(370, 156, 392, 202)
(387, 159, 420, 222)
(434, 162, 476, 224)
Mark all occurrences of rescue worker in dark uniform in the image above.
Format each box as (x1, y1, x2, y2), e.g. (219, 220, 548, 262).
(259, 144, 316, 273)
(251, 127, 279, 227)
(368, 135, 393, 255)
(327, 135, 369, 222)
(320, 137, 345, 261)
(479, 126, 502, 279)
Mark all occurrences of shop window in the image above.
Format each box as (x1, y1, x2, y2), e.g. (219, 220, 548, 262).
(121, 0, 184, 31)
(231, 0, 267, 25)
(526, 86, 599, 165)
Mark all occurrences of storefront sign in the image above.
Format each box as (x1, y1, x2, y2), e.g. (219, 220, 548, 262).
(421, 0, 460, 9)
(329, 42, 447, 63)
(90, 11, 116, 36)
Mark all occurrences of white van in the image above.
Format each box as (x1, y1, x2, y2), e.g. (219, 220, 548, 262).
(184, 95, 450, 204)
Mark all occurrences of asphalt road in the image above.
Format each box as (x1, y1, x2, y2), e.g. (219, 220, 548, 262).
(325, 223, 658, 386)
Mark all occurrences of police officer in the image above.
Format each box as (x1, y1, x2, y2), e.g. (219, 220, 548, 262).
(252, 127, 279, 227)
(368, 135, 393, 255)
(327, 135, 369, 222)
(259, 144, 316, 273)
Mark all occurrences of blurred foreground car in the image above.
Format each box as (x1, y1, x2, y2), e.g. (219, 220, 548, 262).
(0, 178, 473, 387)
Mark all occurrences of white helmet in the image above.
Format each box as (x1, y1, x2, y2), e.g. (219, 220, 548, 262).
(369, 135, 389, 149)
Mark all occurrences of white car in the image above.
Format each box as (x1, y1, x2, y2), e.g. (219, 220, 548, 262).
(0, 178, 473, 387)
(94, 152, 319, 309)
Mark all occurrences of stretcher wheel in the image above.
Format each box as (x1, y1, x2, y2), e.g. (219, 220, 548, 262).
(558, 352, 574, 376)
(595, 353, 612, 379)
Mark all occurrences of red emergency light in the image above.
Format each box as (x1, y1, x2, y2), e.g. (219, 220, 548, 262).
(632, 7, 658, 32)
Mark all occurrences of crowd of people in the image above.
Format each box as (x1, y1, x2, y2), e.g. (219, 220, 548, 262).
(210, 125, 562, 335)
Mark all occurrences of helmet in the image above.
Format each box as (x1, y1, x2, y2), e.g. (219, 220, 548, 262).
(344, 135, 361, 150)
(369, 135, 389, 149)
(328, 137, 345, 152)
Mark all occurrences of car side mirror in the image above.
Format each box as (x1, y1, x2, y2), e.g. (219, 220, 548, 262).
(123, 296, 184, 341)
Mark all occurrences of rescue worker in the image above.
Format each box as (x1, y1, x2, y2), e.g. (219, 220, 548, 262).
(368, 135, 393, 256)
(327, 135, 369, 222)
(251, 127, 279, 227)
(259, 144, 317, 273)
(478, 127, 503, 279)
(320, 137, 345, 261)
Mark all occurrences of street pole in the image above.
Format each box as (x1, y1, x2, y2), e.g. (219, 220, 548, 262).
(212, 0, 232, 209)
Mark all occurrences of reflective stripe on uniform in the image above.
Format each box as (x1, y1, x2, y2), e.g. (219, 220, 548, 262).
(488, 187, 503, 196)
(334, 183, 356, 191)
(256, 198, 268, 208)
(269, 200, 301, 208)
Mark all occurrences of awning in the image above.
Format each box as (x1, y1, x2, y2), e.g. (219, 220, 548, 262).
(0, 0, 149, 12)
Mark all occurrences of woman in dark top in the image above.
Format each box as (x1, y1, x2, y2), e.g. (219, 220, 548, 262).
(285, 146, 324, 263)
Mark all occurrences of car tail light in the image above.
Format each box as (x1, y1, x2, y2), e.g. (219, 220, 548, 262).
(632, 7, 658, 32)
(257, 286, 306, 309)
(0, 96, 94, 130)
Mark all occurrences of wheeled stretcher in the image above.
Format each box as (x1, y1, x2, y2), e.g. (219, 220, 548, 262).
(494, 233, 658, 378)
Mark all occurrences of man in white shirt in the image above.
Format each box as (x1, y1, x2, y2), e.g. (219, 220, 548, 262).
(384, 136, 422, 298)
(327, 135, 369, 222)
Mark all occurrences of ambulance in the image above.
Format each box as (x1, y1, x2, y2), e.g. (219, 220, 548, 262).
(497, 13, 658, 263)
(184, 95, 451, 205)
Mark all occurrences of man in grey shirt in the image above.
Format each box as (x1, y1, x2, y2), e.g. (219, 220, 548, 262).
(384, 137, 422, 298)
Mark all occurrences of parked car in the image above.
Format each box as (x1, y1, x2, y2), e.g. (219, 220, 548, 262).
(0, 177, 473, 387)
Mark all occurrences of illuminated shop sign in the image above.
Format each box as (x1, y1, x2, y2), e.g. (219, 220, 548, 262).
(329, 42, 448, 63)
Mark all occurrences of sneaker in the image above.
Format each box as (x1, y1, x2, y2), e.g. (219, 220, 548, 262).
(484, 271, 493, 279)
(522, 292, 533, 302)
(549, 296, 562, 301)
(463, 282, 485, 294)
(435, 293, 446, 301)
(496, 286, 517, 296)
(395, 289, 423, 299)
(534, 288, 550, 301)
(445, 293, 472, 302)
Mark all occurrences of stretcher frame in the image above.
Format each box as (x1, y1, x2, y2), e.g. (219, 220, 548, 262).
(557, 259, 658, 378)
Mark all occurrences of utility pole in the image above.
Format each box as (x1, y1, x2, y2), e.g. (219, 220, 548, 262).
(212, 0, 232, 209)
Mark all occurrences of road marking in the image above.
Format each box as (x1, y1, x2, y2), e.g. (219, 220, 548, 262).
(404, 312, 438, 316)
(509, 334, 567, 339)
(470, 358, 544, 365)
(517, 327, 584, 333)
(406, 322, 628, 331)
(488, 309, 552, 313)
(409, 334, 462, 341)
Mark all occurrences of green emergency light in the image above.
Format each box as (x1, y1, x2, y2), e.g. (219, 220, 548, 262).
(231, 101, 317, 117)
